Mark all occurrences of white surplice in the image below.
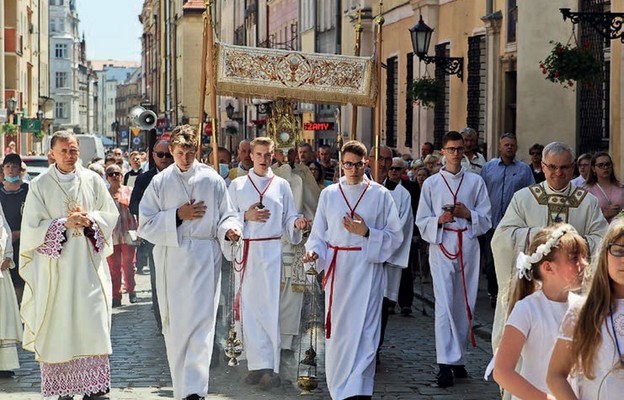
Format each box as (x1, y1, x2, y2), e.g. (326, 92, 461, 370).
(20, 165, 118, 364)
(415, 167, 491, 365)
(491, 182, 607, 351)
(384, 183, 414, 302)
(138, 161, 242, 399)
(228, 168, 302, 373)
(306, 177, 402, 399)
(0, 204, 20, 371)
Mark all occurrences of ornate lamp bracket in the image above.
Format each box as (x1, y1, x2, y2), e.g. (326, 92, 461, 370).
(418, 55, 464, 81)
(560, 8, 624, 43)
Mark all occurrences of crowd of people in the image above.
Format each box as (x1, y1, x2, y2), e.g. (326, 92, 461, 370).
(0, 126, 623, 400)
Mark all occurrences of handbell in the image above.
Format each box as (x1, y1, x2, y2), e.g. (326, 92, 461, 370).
(224, 325, 243, 366)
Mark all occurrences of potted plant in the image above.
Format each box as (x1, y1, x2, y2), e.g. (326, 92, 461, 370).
(0, 123, 18, 135)
(408, 77, 444, 109)
(539, 41, 602, 88)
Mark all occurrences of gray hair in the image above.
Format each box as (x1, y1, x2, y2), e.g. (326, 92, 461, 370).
(543, 141, 575, 161)
(460, 127, 477, 138)
(51, 130, 78, 148)
(153, 139, 170, 149)
(87, 162, 105, 178)
(392, 157, 407, 168)
(500, 132, 517, 142)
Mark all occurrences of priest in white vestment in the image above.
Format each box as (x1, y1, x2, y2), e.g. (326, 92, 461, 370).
(19, 131, 119, 398)
(138, 125, 242, 400)
(0, 204, 20, 376)
(305, 140, 402, 400)
(491, 142, 607, 354)
(416, 131, 492, 388)
(228, 137, 309, 388)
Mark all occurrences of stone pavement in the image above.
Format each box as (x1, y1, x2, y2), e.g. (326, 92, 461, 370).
(0, 268, 501, 399)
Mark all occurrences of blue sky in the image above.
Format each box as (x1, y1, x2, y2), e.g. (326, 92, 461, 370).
(74, 0, 143, 61)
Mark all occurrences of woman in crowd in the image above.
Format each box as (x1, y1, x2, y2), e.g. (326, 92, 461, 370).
(493, 224, 587, 399)
(415, 166, 431, 189)
(583, 151, 624, 222)
(308, 160, 328, 189)
(105, 164, 138, 307)
(548, 217, 624, 399)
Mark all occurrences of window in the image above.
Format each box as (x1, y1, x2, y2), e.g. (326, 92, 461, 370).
(50, 19, 56, 32)
(55, 43, 68, 58)
(55, 71, 67, 88)
(55, 102, 67, 119)
(59, 19, 65, 33)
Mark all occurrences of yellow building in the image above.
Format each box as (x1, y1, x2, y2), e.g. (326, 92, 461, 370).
(2, 0, 50, 155)
(338, 0, 619, 165)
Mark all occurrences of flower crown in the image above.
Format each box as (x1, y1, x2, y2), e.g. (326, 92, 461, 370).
(516, 226, 571, 281)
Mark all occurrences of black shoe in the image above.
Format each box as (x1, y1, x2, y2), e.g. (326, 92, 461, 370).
(183, 395, 204, 400)
(400, 306, 412, 316)
(451, 365, 468, 379)
(0, 370, 15, 378)
(112, 298, 122, 308)
(436, 365, 454, 388)
(129, 292, 138, 303)
(83, 388, 110, 399)
(58, 396, 73, 400)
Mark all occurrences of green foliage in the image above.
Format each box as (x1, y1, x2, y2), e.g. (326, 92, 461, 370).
(539, 41, 603, 88)
(225, 125, 238, 135)
(408, 77, 444, 109)
(0, 123, 18, 135)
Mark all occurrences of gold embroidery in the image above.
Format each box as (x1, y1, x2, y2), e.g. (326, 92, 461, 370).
(528, 184, 589, 224)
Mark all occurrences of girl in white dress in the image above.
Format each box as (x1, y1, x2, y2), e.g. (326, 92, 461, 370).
(548, 217, 624, 399)
(494, 223, 588, 400)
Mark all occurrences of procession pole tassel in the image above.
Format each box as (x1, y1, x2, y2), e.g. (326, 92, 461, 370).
(373, 1, 384, 183)
(205, 0, 220, 171)
(197, 2, 210, 161)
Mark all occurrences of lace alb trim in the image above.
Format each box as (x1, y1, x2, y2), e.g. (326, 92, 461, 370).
(40, 355, 110, 397)
(36, 218, 67, 259)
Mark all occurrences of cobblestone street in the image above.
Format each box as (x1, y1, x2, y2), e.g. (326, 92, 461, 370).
(0, 270, 501, 399)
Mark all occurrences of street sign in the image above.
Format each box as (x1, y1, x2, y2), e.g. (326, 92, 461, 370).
(132, 137, 141, 145)
(21, 118, 42, 133)
(121, 130, 129, 139)
(131, 127, 142, 136)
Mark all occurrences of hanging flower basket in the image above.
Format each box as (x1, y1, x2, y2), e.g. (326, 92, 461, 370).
(0, 123, 18, 135)
(408, 77, 444, 109)
(539, 41, 602, 88)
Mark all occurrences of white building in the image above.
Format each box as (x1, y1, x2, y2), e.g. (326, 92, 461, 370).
(49, 0, 92, 133)
(92, 61, 139, 139)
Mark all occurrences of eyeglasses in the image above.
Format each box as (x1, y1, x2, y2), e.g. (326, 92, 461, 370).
(529, 152, 541, 156)
(542, 162, 573, 172)
(595, 162, 613, 169)
(342, 161, 365, 170)
(608, 243, 624, 257)
(107, 172, 121, 178)
(389, 166, 403, 172)
(444, 146, 465, 154)
(155, 152, 173, 159)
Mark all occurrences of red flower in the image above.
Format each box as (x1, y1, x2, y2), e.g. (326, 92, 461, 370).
(554, 71, 559, 78)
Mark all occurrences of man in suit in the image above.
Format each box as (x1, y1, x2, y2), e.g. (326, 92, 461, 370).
(129, 139, 173, 330)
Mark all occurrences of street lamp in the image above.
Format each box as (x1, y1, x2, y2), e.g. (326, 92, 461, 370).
(409, 15, 464, 80)
(225, 102, 235, 120)
(36, 109, 44, 121)
(7, 97, 17, 117)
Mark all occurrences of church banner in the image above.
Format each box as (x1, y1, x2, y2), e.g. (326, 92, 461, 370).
(215, 42, 378, 107)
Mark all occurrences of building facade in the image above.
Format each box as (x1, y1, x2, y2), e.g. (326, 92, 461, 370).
(2, 0, 50, 155)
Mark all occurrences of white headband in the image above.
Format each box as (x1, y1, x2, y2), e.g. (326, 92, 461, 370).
(516, 226, 571, 281)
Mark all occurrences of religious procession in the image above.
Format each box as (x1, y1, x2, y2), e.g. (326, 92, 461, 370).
(3, 1, 624, 400)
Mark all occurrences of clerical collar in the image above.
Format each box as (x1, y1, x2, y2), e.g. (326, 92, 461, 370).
(54, 165, 77, 182)
(546, 182, 571, 195)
